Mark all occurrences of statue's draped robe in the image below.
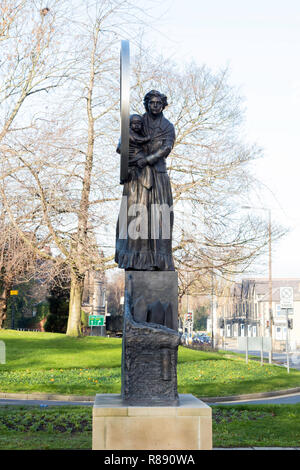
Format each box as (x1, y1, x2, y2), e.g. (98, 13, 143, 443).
(115, 112, 175, 271)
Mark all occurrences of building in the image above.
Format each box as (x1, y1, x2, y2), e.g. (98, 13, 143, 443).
(213, 278, 300, 351)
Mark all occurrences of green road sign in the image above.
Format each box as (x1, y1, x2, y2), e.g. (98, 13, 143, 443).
(88, 315, 105, 327)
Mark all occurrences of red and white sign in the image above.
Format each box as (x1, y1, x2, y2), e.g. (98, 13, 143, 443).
(280, 287, 293, 309)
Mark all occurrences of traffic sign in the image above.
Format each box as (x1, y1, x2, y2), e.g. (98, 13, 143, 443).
(88, 315, 105, 327)
(280, 287, 293, 309)
(10, 290, 18, 295)
(184, 312, 193, 322)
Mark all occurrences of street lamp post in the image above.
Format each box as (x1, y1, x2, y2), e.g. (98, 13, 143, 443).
(242, 206, 273, 364)
(267, 209, 273, 364)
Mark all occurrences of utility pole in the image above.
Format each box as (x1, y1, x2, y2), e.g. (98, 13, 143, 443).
(268, 209, 273, 364)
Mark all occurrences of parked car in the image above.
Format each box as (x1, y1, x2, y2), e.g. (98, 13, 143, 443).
(193, 333, 211, 344)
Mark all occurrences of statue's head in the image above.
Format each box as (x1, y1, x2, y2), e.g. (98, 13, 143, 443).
(130, 114, 143, 132)
(143, 90, 168, 115)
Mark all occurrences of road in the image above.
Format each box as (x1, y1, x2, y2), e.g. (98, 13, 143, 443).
(211, 392, 300, 405)
(1, 392, 300, 407)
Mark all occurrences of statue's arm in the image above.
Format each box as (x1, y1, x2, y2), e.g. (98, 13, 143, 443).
(146, 146, 171, 165)
(146, 124, 175, 165)
(130, 132, 150, 144)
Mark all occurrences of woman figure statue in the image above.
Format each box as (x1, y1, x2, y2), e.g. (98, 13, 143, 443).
(115, 90, 175, 271)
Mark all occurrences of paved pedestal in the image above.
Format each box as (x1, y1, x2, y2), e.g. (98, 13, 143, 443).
(92, 393, 212, 450)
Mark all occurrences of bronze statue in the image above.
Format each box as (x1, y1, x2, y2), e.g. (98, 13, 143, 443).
(115, 90, 175, 271)
(116, 86, 180, 406)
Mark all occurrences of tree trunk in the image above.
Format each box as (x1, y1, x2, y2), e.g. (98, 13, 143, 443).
(66, 274, 83, 337)
(0, 288, 7, 329)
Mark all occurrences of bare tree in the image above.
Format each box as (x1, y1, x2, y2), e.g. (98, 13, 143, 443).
(0, 3, 286, 338)
(0, 0, 71, 143)
(0, 216, 39, 328)
(0, 0, 74, 327)
(129, 52, 287, 294)
(0, 1, 163, 336)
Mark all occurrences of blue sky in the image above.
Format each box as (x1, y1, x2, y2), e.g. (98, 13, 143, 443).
(140, 0, 300, 278)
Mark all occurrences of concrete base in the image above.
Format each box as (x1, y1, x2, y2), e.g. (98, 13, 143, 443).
(92, 394, 212, 450)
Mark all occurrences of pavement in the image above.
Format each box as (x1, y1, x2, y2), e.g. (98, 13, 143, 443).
(0, 398, 93, 406)
(1, 386, 300, 407)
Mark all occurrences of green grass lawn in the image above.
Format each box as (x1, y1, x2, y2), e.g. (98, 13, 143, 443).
(0, 404, 299, 449)
(212, 404, 300, 448)
(1, 329, 300, 397)
(0, 405, 91, 450)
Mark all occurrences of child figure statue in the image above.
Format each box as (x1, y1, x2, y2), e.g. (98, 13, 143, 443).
(117, 114, 151, 185)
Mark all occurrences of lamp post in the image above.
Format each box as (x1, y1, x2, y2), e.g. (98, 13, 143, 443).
(242, 206, 273, 364)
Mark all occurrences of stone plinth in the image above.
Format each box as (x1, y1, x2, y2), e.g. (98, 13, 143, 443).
(92, 394, 212, 450)
(121, 279, 180, 405)
(125, 271, 178, 330)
